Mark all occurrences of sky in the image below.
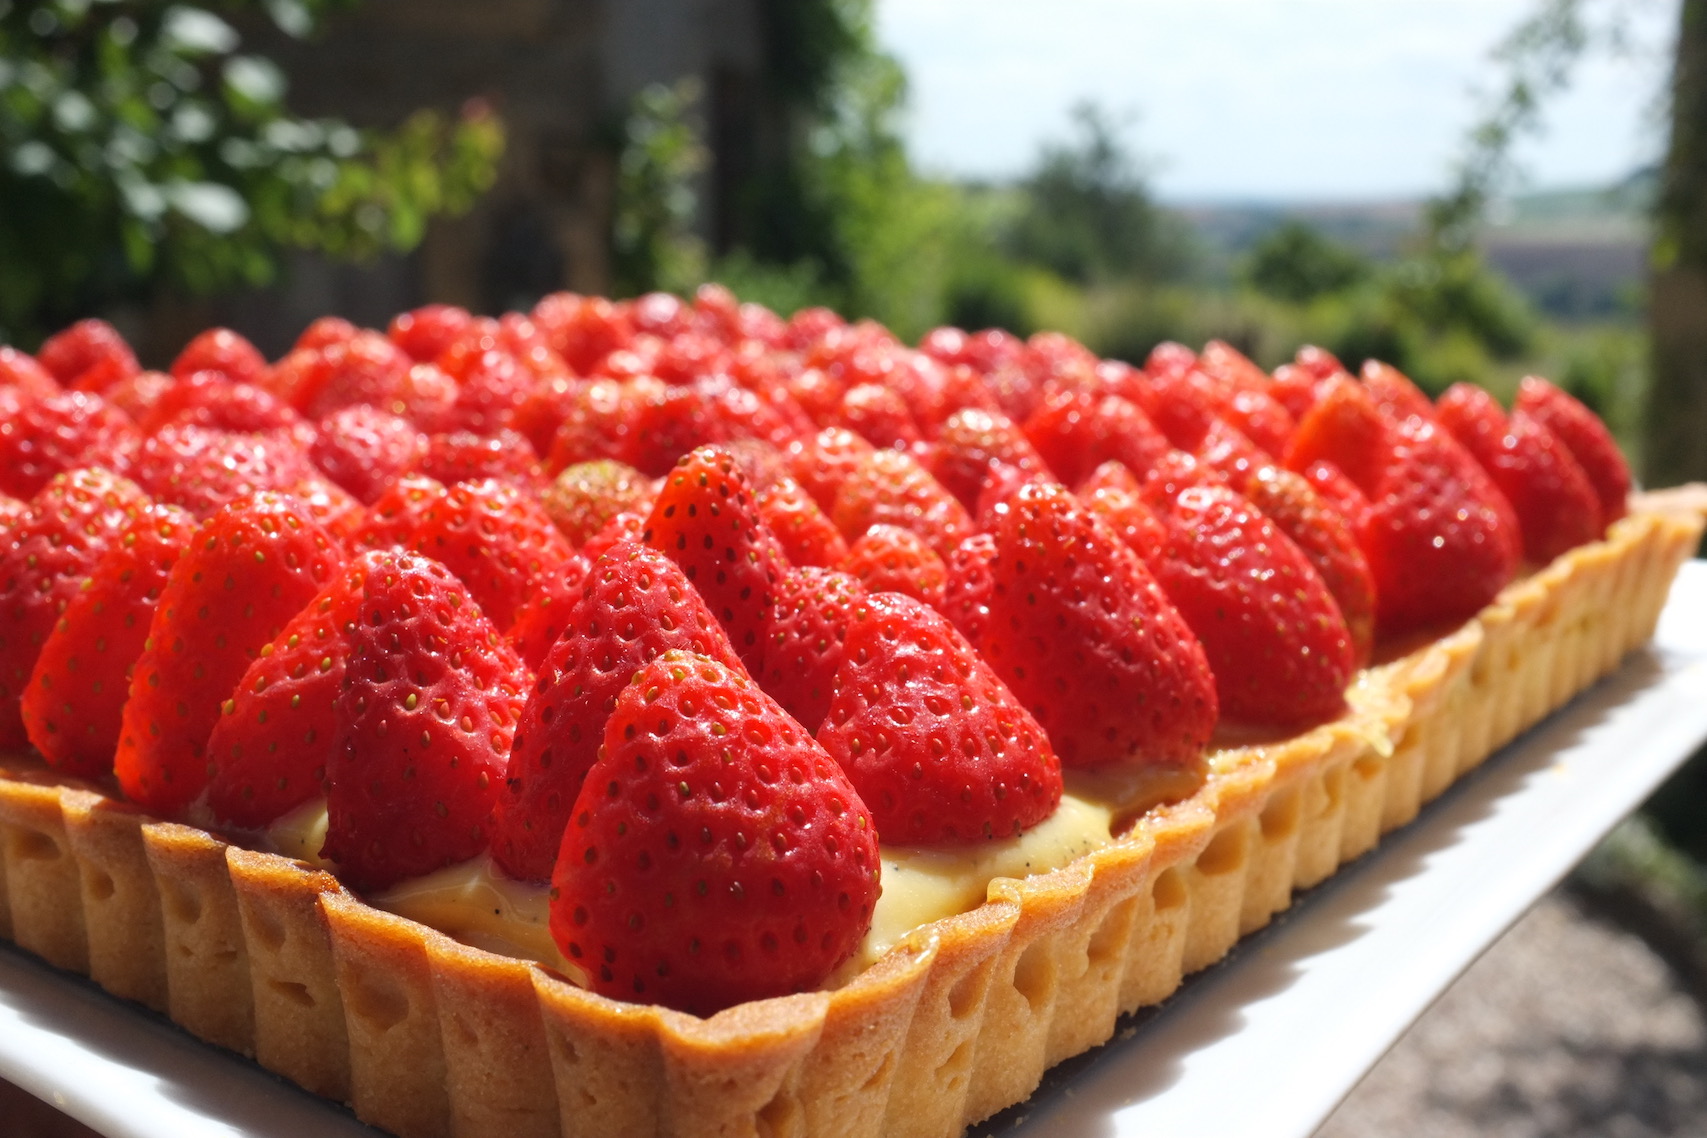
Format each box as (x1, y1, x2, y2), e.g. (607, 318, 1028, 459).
(874, 0, 1679, 203)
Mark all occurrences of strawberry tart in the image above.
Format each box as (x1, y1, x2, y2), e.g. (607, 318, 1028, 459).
(0, 295, 1701, 1138)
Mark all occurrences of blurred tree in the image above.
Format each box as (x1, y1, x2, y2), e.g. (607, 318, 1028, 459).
(1648, 0, 1707, 490)
(1005, 102, 1189, 285)
(1244, 222, 1369, 304)
(612, 80, 709, 298)
(0, 0, 503, 347)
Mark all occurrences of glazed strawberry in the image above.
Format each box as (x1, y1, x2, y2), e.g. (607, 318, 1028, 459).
(285, 476, 365, 547)
(114, 493, 345, 815)
(492, 542, 746, 882)
(787, 427, 875, 513)
(0, 469, 151, 749)
(544, 377, 641, 474)
(144, 378, 308, 439)
(550, 650, 879, 1013)
(406, 477, 577, 632)
(830, 447, 972, 560)
(350, 473, 448, 551)
(170, 328, 266, 386)
(531, 293, 635, 375)
(132, 425, 320, 518)
(940, 531, 998, 655)
(840, 524, 948, 609)
(22, 504, 196, 777)
(978, 483, 1217, 768)
(0, 494, 28, 539)
(817, 593, 1062, 843)
(1366, 420, 1522, 636)
(36, 319, 139, 390)
(1240, 467, 1376, 666)
(310, 406, 429, 505)
(1360, 361, 1436, 425)
(757, 476, 848, 567)
(202, 557, 370, 829)
(837, 382, 922, 449)
(0, 388, 140, 500)
(323, 551, 527, 892)
(414, 429, 543, 490)
(1513, 376, 1630, 529)
(1282, 379, 1390, 492)
(511, 375, 581, 458)
(389, 304, 475, 363)
(759, 566, 866, 733)
(1022, 390, 1171, 488)
(303, 332, 414, 420)
(927, 408, 1048, 510)
(0, 346, 61, 399)
(1436, 383, 1600, 563)
(505, 554, 592, 671)
(295, 316, 359, 352)
(1082, 482, 1170, 562)
(581, 510, 646, 562)
(540, 460, 655, 548)
(642, 446, 787, 673)
(1141, 480, 1355, 727)
(440, 348, 534, 436)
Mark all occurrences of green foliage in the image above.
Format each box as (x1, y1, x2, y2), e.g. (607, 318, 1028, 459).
(612, 80, 708, 298)
(0, 0, 503, 345)
(1244, 222, 1369, 304)
(1004, 103, 1190, 285)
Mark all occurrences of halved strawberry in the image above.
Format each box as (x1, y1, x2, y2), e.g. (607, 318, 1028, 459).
(1141, 480, 1356, 727)
(817, 592, 1062, 843)
(1022, 390, 1171, 488)
(389, 304, 475, 363)
(1360, 360, 1436, 425)
(1513, 376, 1631, 529)
(830, 447, 972, 559)
(310, 405, 429, 506)
(756, 476, 848, 568)
(541, 460, 656, 549)
(642, 446, 787, 674)
(36, 319, 139, 391)
(132, 425, 320, 518)
(0, 469, 152, 748)
(1436, 383, 1601, 563)
(759, 566, 866, 733)
(0, 389, 141, 500)
(927, 408, 1048, 510)
(492, 542, 746, 882)
(505, 554, 592, 671)
(22, 504, 197, 777)
(406, 477, 577, 632)
(978, 483, 1217, 768)
(322, 551, 528, 892)
(202, 556, 371, 829)
(414, 429, 543, 491)
(114, 492, 345, 815)
(0, 347, 61, 399)
(786, 427, 875, 513)
(170, 328, 267, 386)
(550, 650, 879, 1013)
(839, 524, 947, 609)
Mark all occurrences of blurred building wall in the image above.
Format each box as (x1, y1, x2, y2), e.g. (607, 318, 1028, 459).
(152, 0, 768, 360)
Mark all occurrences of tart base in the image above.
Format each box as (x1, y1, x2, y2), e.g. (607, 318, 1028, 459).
(0, 500, 1701, 1138)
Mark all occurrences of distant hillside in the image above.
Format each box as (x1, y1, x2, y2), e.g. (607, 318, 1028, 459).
(1173, 170, 1652, 321)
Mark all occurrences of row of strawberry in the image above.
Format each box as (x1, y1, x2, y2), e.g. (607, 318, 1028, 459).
(0, 292, 1631, 1013)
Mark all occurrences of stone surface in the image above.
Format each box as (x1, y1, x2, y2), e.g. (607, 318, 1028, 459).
(1315, 892, 1707, 1138)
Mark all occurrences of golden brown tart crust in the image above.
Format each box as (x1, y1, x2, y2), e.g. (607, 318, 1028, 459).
(1, 499, 1701, 1138)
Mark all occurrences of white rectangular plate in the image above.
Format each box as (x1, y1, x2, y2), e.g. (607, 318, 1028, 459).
(5, 563, 1707, 1138)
